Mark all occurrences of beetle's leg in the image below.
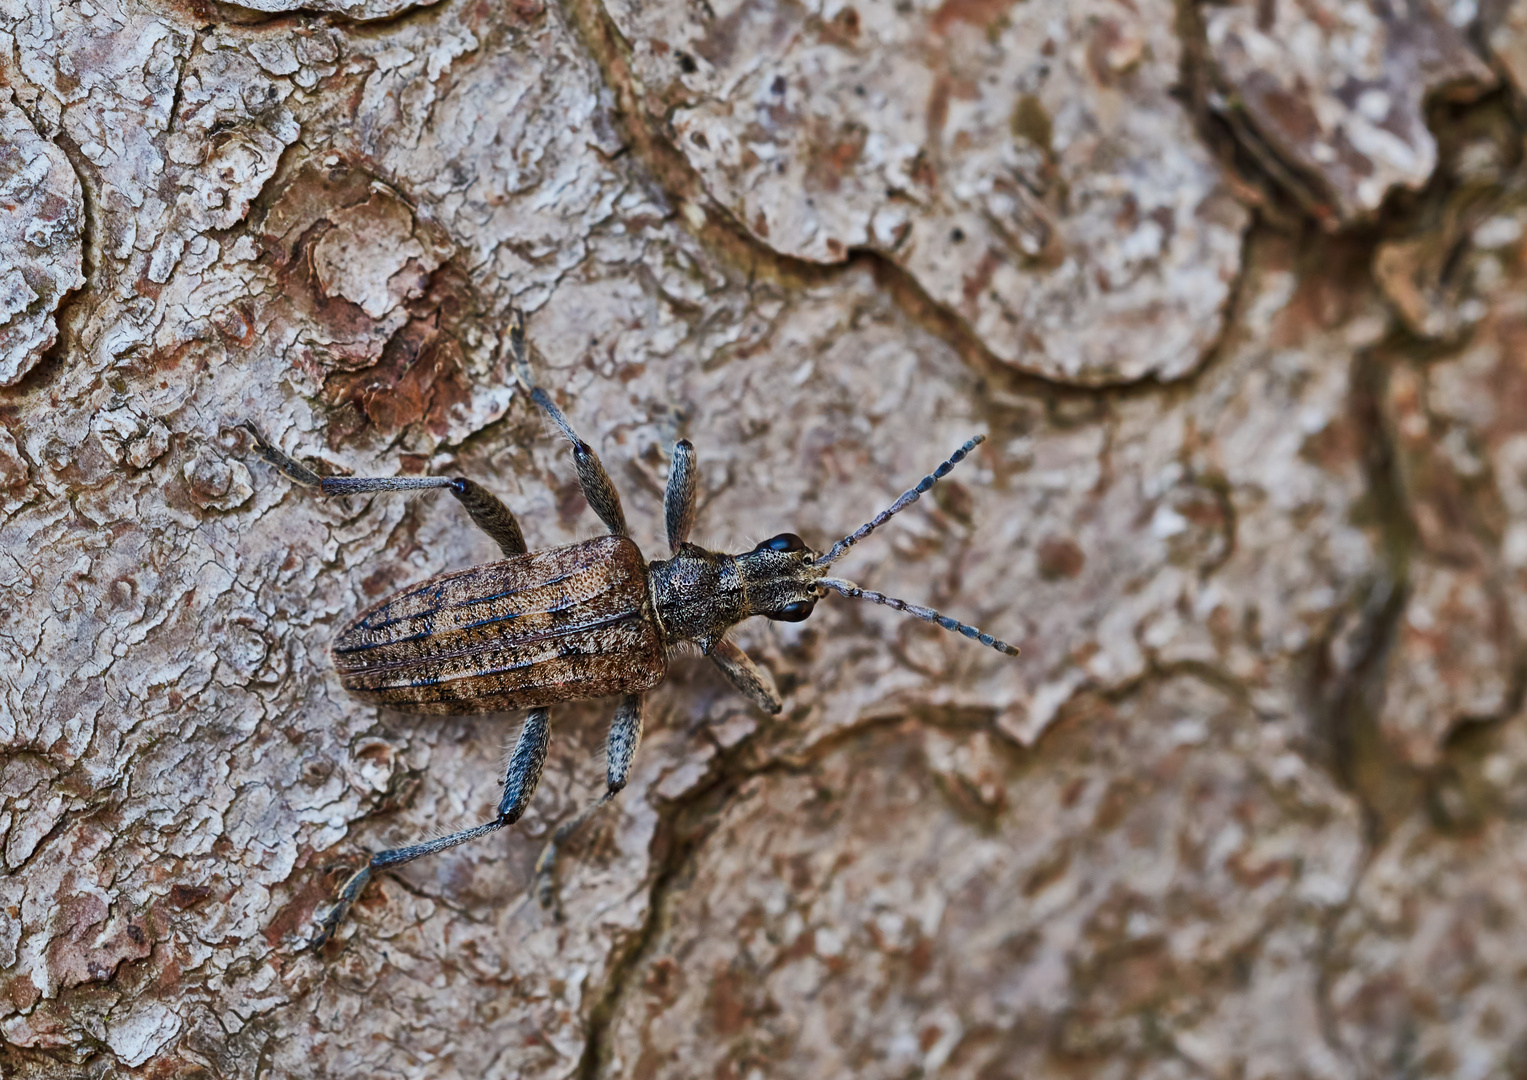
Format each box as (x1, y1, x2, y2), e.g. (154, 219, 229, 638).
(242, 423, 527, 558)
(505, 310, 630, 538)
(446, 478, 528, 557)
(664, 439, 698, 553)
(709, 637, 783, 715)
(533, 692, 643, 913)
(311, 707, 552, 948)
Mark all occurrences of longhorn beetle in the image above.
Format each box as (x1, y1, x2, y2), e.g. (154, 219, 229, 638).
(244, 309, 1020, 948)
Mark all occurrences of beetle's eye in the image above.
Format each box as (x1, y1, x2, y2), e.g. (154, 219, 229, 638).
(755, 532, 807, 553)
(767, 599, 816, 622)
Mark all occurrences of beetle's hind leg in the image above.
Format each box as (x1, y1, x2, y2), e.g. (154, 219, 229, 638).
(533, 692, 643, 914)
(505, 309, 630, 538)
(312, 707, 552, 948)
(241, 423, 527, 558)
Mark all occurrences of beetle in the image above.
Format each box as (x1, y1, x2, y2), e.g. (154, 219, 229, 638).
(244, 309, 1019, 947)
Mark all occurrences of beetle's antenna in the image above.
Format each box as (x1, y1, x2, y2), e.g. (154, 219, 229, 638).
(815, 435, 985, 566)
(817, 577, 1020, 656)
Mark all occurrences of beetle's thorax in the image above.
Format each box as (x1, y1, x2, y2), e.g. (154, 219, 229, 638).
(649, 541, 823, 653)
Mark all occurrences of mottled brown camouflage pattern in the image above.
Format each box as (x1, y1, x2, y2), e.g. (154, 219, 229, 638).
(332, 535, 665, 713)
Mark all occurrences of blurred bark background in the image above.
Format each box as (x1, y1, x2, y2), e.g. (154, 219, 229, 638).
(3, 0, 1527, 1075)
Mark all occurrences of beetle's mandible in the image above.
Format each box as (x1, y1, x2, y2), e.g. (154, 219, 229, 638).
(243, 309, 1019, 948)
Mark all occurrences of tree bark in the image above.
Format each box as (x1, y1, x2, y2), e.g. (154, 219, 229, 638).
(2, 0, 1525, 1075)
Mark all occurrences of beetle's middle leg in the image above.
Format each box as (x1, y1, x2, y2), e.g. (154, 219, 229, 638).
(664, 438, 697, 553)
(312, 707, 552, 948)
(533, 692, 644, 912)
(505, 309, 630, 538)
(242, 423, 527, 558)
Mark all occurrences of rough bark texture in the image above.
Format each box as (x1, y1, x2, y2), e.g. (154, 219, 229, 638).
(2, 0, 1526, 1076)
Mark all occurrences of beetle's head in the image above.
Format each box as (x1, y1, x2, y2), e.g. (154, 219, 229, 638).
(733, 532, 827, 624)
(732, 436, 1021, 658)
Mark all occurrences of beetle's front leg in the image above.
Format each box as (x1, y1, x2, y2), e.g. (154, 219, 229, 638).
(242, 422, 527, 558)
(505, 309, 630, 538)
(709, 637, 783, 715)
(533, 692, 644, 913)
(312, 707, 553, 949)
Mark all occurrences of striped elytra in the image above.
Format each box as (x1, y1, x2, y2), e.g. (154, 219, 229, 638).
(331, 535, 666, 714)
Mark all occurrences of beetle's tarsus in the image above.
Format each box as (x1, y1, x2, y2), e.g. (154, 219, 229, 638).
(241, 420, 325, 489)
(239, 419, 269, 450)
(310, 864, 372, 950)
(507, 306, 534, 390)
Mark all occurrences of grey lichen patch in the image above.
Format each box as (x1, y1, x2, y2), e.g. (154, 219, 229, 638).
(1205, 0, 1493, 226)
(602, 0, 1251, 385)
(0, 92, 84, 386)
